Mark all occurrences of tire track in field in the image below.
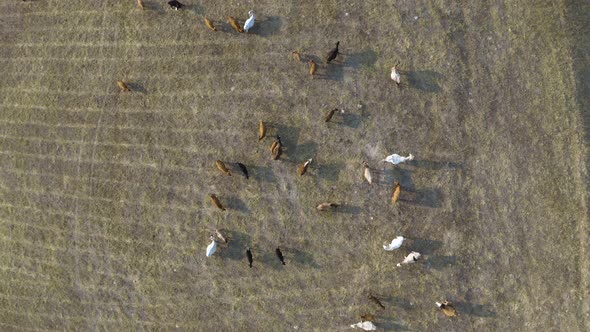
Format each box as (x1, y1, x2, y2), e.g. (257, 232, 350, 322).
(65, 1, 110, 328)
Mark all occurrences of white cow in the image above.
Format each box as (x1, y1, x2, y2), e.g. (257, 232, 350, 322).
(350, 321, 377, 331)
(382, 153, 413, 165)
(397, 251, 421, 266)
(244, 11, 256, 32)
(206, 236, 217, 257)
(383, 236, 404, 251)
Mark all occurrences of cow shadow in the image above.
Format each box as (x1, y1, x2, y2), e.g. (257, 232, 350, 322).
(378, 316, 410, 331)
(127, 82, 147, 94)
(386, 296, 414, 310)
(247, 165, 277, 182)
(454, 301, 497, 317)
(226, 195, 251, 214)
(406, 70, 442, 93)
(253, 16, 283, 37)
(276, 124, 301, 161)
(218, 231, 251, 261)
(401, 187, 443, 208)
(326, 111, 362, 128)
(425, 255, 457, 270)
(187, 4, 204, 16)
(294, 141, 318, 160)
(408, 238, 442, 255)
(260, 250, 285, 270)
(143, 1, 165, 13)
(372, 168, 414, 187)
(317, 163, 344, 181)
(345, 49, 378, 69)
(335, 204, 362, 215)
(324, 61, 345, 81)
(283, 247, 321, 268)
(341, 112, 362, 128)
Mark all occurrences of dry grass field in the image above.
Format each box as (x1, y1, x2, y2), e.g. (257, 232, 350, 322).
(0, 0, 589, 330)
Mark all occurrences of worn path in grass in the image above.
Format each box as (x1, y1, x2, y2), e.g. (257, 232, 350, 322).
(0, 0, 588, 330)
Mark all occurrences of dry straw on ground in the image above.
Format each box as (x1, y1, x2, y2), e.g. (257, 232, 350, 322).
(0, 0, 588, 331)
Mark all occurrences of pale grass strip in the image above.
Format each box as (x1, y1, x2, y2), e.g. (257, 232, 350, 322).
(0, 217, 142, 250)
(0, 235, 197, 286)
(0, 202, 109, 223)
(0, 39, 274, 48)
(0, 54, 247, 61)
(0, 266, 269, 308)
(0, 133, 207, 156)
(11, 187, 197, 214)
(0, 103, 288, 115)
(0, 9, 125, 18)
(0, 321, 43, 332)
(0, 238, 195, 292)
(0, 202, 205, 236)
(0, 214, 196, 252)
(0, 293, 171, 311)
(0, 150, 200, 173)
(0, 118, 216, 135)
(0, 70, 277, 82)
(0, 86, 281, 98)
(0, 167, 194, 195)
(0, 264, 52, 282)
(0, 307, 167, 327)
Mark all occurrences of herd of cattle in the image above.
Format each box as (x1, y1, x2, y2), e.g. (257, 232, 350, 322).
(113, 1, 460, 329)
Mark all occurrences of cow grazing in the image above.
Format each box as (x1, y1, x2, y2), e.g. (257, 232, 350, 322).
(275, 247, 286, 265)
(206, 236, 217, 257)
(350, 321, 377, 331)
(209, 194, 225, 211)
(392, 182, 401, 203)
(243, 10, 255, 32)
(324, 108, 338, 122)
(258, 120, 266, 140)
(246, 248, 253, 268)
(237, 162, 249, 179)
(298, 158, 313, 176)
(325, 41, 340, 63)
(383, 236, 404, 251)
(390, 64, 401, 85)
(271, 136, 282, 160)
(368, 294, 386, 309)
(204, 17, 217, 31)
(215, 160, 231, 176)
(137, 0, 145, 10)
(167, 0, 184, 10)
(436, 300, 458, 317)
(270, 137, 279, 152)
(382, 153, 414, 165)
(214, 228, 228, 243)
(292, 51, 302, 62)
(228, 16, 244, 33)
(363, 161, 372, 184)
(309, 60, 317, 78)
(316, 202, 340, 211)
(397, 251, 421, 266)
(117, 80, 131, 92)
